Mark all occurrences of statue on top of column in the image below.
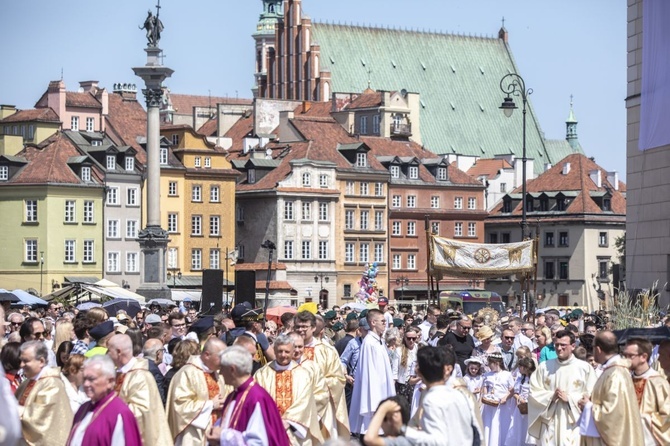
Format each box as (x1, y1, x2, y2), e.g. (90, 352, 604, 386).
(139, 5, 163, 47)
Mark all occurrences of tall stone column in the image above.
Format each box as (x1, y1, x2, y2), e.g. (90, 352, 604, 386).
(133, 47, 174, 300)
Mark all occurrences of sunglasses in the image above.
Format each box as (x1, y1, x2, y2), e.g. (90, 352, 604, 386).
(405, 336, 418, 341)
(33, 332, 45, 338)
(10, 322, 22, 326)
(503, 336, 515, 340)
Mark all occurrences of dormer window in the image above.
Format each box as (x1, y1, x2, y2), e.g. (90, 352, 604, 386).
(0, 165, 8, 181)
(356, 152, 367, 167)
(540, 197, 549, 211)
(125, 156, 135, 171)
(91, 140, 102, 147)
(556, 197, 566, 211)
(409, 166, 419, 179)
(502, 198, 512, 213)
(81, 166, 91, 182)
(390, 165, 400, 178)
(437, 167, 447, 181)
(525, 196, 534, 212)
(106, 155, 116, 170)
(602, 198, 611, 211)
(160, 148, 168, 165)
(302, 172, 311, 187)
(248, 169, 256, 184)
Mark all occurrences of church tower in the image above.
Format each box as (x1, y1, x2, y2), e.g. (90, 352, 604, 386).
(252, 0, 283, 97)
(566, 96, 580, 151)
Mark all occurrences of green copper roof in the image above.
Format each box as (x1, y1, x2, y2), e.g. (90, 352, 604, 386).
(310, 23, 584, 173)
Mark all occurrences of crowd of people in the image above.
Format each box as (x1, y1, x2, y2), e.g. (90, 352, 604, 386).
(1, 297, 670, 446)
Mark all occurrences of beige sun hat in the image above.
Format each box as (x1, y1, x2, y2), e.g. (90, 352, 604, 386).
(475, 325, 495, 341)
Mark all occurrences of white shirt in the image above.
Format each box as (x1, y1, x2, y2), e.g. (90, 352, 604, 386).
(70, 412, 127, 446)
(419, 320, 432, 343)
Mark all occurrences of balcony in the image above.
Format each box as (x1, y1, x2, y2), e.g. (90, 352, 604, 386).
(390, 123, 412, 138)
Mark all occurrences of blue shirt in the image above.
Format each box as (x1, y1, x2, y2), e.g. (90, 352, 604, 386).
(539, 343, 558, 363)
(340, 336, 363, 376)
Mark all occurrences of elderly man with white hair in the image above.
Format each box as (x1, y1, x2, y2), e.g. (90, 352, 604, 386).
(206, 345, 289, 446)
(67, 355, 142, 445)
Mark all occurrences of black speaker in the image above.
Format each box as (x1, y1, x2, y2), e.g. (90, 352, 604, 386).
(235, 270, 256, 307)
(202, 269, 224, 314)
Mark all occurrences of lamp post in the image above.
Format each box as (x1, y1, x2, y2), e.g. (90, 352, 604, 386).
(500, 72, 532, 319)
(167, 268, 181, 288)
(261, 240, 276, 326)
(314, 273, 329, 309)
(396, 275, 409, 301)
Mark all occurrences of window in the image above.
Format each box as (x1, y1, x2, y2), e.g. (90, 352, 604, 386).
(500, 183, 507, 193)
(127, 252, 139, 272)
(344, 284, 352, 297)
(126, 220, 138, 238)
(598, 260, 609, 279)
(545, 232, 555, 246)
(284, 241, 294, 259)
(64, 240, 75, 263)
(360, 116, 368, 134)
(454, 222, 463, 237)
(409, 166, 419, 179)
(431, 222, 440, 234)
(191, 216, 202, 235)
(407, 254, 416, 269)
(107, 187, 119, 205)
(393, 254, 401, 270)
(204, 157, 211, 168)
(318, 241, 328, 260)
(210, 216, 220, 236)
(284, 201, 294, 220)
(302, 202, 312, 220)
(345, 210, 355, 230)
(502, 232, 511, 243)
(167, 248, 178, 269)
(407, 195, 416, 208)
(375, 182, 384, 196)
(360, 182, 369, 195)
(191, 249, 202, 270)
(248, 169, 256, 184)
(107, 252, 120, 272)
(431, 196, 440, 208)
(545, 261, 555, 279)
(407, 221, 416, 236)
(346, 181, 355, 195)
(468, 197, 476, 210)
(454, 197, 463, 209)
(360, 210, 369, 230)
(28, 125, 34, 140)
(392, 195, 401, 208)
(602, 198, 611, 211)
(192, 185, 202, 202)
(83, 201, 94, 223)
(302, 172, 311, 187)
(556, 198, 566, 211)
(374, 244, 384, 263)
(86, 117, 94, 132)
(167, 213, 178, 233)
(64, 200, 76, 223)
(125, 156, 135, 171)
(360, 243, 369, 263)
(236, 205, 244, 223)
(392, 221, 401, 236)
(503, 200, 512, 213)
(489, 233, 498, 243)
(0, 165, 8, 180)
(160, 148, 169, 165)
(81, 167, 91, 182)
(71, 116, 79, 131)
(390, 165, 400, 178)
(468, 222, 476, 237)
(599, 232, 608, 247)
(172, 134, 179, 146)
(375, 211, 384, 230)
(106, 155, 116, 170)
(319, 174, 328, 187)
(107, 220, 119, 238)
(25, 240, 38, 262)
(559, 232, 569, 247)
(194, 157, 201, 168)
(345, 243, 355, 262)
(559, 261, 569, 280)
(302, 241, 311, 259)
(83, 240, 94, 263)
(168, 182, 178, 196)
(210, 185, 220, 202)
(373, 115, 380, 134)
(126, 188, 138, 206)
(437, 167, 447, 181)
(317, 202, 328, 221)
(356, 152, 367, 167)
(525, 197, 534, 212)
(209, 249, 220, 269)
(91, 140, 102, 147)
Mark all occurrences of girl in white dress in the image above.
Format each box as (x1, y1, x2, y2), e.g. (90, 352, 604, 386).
(463, 357, 485, 397)
(480, 352, 514, 446)
(504, 357, 537, 446)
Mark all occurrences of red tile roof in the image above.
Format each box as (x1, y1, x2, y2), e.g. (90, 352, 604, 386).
(169, 94, 252, 114)
(104, 93, 148, 164)
(255, 280, 295, 291)
(197, 117, 217, 137)
(235, 262, 287, 271)
(346, 91, 383, 109)
(466, 158, 513, 179)
(223, 113, 254, 146)
(0, 108, 60, 124)
(292, 101, 333, 117)
(65, 92, 102, 109)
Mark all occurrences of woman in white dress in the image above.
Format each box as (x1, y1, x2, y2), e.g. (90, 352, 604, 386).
(472, 326, 501, 373)
(60, 353, 89, 413)
(480, 352, 514, 446)
(504, 357, 537, 446)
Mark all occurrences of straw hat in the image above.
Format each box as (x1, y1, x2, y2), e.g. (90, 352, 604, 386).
(475, 325, 495, 341)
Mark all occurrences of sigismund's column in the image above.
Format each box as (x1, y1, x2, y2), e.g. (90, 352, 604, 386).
(133, 5, 174, 300)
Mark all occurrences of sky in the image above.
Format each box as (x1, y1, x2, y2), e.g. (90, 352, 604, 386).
(0, 0, 627, 174)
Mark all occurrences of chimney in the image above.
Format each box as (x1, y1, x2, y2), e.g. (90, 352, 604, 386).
(0, 105, 17, 120)
(79, 80, 99, 94)
(498, 26, 508, 43)
(607, 171, 619, 191)
(97, 88, 109, 119)
(589, 169, 602, 187)
(112, 83, 138, 101)
(302, 101, 311, 114)
(47, 80, 66, 120)
(562, 162, 571, 175)
(544, 163, 552, 172)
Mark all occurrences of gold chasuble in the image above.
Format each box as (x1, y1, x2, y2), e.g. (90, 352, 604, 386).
(297, 359, 331, 425)
(581, 356, 643, 446)
(15, 366, 73, 446)
(303, 339, 350, 439)
(166, 355, 231, 446)
(633, 368, 670, 445)
(116, 357, 174, 446)
(255, 361, 324, 446)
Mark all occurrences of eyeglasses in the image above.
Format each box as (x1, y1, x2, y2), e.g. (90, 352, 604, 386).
(10, 322, 22, 327)
(33, 331, 45, 338)
(503, 336, 515, 340)
(405, 336, 418, 341)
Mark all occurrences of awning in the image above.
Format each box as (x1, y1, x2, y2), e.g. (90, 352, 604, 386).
(63, 276, 101, 284)
(82, 284, 146, 304)
(11, 289, 48, 306)
(170, 290, 233, 305)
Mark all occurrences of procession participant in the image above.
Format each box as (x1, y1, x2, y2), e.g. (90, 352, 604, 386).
(84, 320, 115, 358)
(418, 305, 440, 343)
(206, 345, 289, 446)
(107, 333, 173, 446)
(142, 338, 166, 404)
(362, 396, 412, 446)
(480, 352, 514, 446)
(15, 340, 73, 446)
(288, 331, 330, 424)
(471, 325, 501, 372)
(294, 310, 350, 438)
(578, 331, 643, 446)
(500, 328, 517, 371)
(528, 330, 596, 446)
(254, 334, 323, 445)
(334, 318, 358, 356)
(66, 355, 142, 446)
(539, 324, 563, 363)
(509, 317, 535, 351)
(427, 314, 449, 346)
(623, 338, 670, 445)
(378, 297, 393, 330)
(166, 337, 228, 446)
(350, 309, 396, 435)
(504, 357, 536, 446)
(439, 314, 475, 373)
(19, 317, 57, 366)
(395, 327, 420, 402)
(233, 335, 263, 374)
(322, 310, 338, 342)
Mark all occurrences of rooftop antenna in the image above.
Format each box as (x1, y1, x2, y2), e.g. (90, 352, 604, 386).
(60, 67, 63, 81)
(501, 16, 505, 28)
(366, 67, 373, 89)
(570, 94, 574, 108)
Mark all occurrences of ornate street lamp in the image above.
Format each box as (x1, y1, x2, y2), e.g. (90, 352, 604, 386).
(261, 240, 276, 325)
(396, 275, 409, 301)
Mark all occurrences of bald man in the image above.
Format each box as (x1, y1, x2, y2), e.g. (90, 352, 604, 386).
(142, 338, 166, 404)
(233, 334, 262, 374)
(108, 334, 173, 445)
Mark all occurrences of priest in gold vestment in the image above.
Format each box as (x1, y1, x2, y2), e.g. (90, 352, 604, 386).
(623, 338, 670, 445)
(294, 311, 350, 439)
(15, 341, 73, 446)
(579, 331, 643, 446)
(288, 332, 331, 423)
(107, 334, 174, 446)
(528, 330, 596, 446)
(255, 334, 324, 446)
(166, 338, 230, 445)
